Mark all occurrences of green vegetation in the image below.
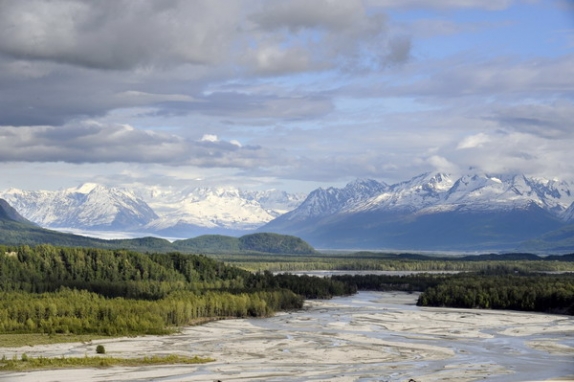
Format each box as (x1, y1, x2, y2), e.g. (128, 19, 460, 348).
(333, 271, 574, 315)
(332, 273, 446, 292)
(239, 233, 317, 254)
(214, 251, 574, 273)
(417, 271, 574, 314)
(173, 233, 317, 254)
(0, 333, 108, 348)
(1, 238, 573, 351)
(0, 215, 317, 255)
(173, 235, 241, 253)
(0, 245, 350, 339)
(0, 354, 213, 371)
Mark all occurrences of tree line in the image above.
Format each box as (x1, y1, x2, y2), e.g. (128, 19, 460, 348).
(333, 271, 574, 315)
(1, 244, 572, 338)
(417, 271, 574, 315)
(218, 254, 574, 273)
(0, 245, 350, 336)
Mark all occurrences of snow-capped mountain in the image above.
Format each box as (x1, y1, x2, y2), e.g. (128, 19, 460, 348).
(350, 173, 574, 215)
(282, 178, 388, 221)
(0, 183, 158, 231)
(140, 186, 305, 237)
(3, 172, 574, 249)
(261, 173, 574, 250)
(0, 184, 305, 238)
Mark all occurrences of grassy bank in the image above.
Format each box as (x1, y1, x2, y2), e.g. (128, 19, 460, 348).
(0, 354, 214, 371)
(0, 333, 109, 348)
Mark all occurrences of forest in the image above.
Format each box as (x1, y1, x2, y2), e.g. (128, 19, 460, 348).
(213, 251, 574, 272)
(0, 245, 352, 336)
(333, 271, 574, 315)
(1, 244, 573, 341)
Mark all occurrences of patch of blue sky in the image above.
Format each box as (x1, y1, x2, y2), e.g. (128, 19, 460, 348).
(388, 2, 573, 60)
(461, 1, 574, 58)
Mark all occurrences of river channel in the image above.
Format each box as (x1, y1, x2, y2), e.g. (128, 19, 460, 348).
(2, 291, 573, 382)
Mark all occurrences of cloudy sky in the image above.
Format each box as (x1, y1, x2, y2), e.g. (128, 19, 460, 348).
(1, 0, 573, 193)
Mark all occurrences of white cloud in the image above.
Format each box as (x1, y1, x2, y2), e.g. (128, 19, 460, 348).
(200, 134, 219, 143)
(457, 133, 491, 149)
(427, 155, 459, 174)
(0, 0, 572, 193)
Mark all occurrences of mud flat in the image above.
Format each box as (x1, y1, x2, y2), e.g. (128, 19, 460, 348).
(1, 292, 573, 382)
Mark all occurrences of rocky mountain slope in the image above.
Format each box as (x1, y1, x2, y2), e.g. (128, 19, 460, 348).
(261, 173, 574, 251)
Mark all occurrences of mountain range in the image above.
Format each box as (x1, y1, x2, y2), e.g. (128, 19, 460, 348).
(0, 184, 305, 238)
(261, 173, 574, 251)
(2, 172, 574, 251)
(0, 200, 316, 255)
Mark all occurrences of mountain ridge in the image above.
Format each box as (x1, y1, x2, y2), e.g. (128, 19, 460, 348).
(261, 172, 574, 251)
(2, 172, 574, 251)
(0, 184, 306, 238)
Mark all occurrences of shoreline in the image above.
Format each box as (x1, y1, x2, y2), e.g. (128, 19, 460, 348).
(1, 291, 573, 382)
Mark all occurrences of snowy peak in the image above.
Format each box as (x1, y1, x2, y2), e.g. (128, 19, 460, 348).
(262, 172, 574, 250)
(0, 183, 305, 235)
(268, 172, 574, 225)
(440, 174, 574, 214)
(284, 179, 387, 221)
(142, 186, 305, 233)
(244, 189, 305, 217)
(397, 172, 453, 190)
(74, 182, 102, 194)
(349, 173, 455, 213)
(0, 184, 158, 230)
(3, 172, 574, 242)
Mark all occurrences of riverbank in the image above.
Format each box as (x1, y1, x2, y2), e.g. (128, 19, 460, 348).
(1, 292, 573, 382)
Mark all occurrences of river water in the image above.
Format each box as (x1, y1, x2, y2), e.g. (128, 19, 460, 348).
(1, 291, 573, 382)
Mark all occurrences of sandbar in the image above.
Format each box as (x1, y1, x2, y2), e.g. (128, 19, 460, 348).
(1, 292, 573, 381)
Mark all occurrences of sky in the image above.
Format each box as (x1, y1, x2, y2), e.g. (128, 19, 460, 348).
(0, 0, 573, 193)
